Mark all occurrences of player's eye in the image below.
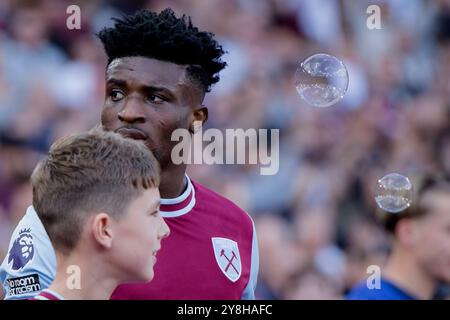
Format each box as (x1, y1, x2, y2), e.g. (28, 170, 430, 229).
(147, 94, 164, 104)
(110, 89, 125, 102)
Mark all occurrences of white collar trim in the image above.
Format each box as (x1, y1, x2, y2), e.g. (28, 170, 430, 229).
(160, 175, 193, 205)
(160, 175, 196, 218)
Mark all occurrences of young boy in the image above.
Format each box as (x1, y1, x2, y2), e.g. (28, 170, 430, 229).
(347, 173, 450, 300)
(27, 129, 169, 299)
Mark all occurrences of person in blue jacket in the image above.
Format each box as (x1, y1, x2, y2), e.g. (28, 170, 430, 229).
(347, 173, 450, 300)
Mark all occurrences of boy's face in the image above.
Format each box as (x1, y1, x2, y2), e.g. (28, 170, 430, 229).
(413, 190, 450, 283)
(109, 187, 170, 282)
(101, 56, 206, 168)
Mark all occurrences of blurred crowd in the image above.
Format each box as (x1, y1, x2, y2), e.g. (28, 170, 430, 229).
(1, 0, 450, 299)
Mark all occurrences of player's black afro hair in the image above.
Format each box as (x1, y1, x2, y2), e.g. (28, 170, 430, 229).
(97, 8, 227, 93)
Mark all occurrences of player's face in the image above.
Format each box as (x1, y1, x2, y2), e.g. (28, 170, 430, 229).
(101, 56, 206, 168)
(414, 191, 450, 283)
(110, 188, 170, 282)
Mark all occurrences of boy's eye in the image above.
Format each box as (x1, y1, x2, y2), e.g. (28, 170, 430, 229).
(110, 90, 125, 101)
(149, 210, 159, 217)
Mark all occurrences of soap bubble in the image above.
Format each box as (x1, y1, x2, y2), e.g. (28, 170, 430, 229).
(295, 53, 349, 107)
(375, 173, 413, 213)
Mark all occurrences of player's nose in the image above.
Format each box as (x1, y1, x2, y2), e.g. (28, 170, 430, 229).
(118, 96, 146, 124)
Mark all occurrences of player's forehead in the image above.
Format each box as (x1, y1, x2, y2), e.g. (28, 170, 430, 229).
(106, 56, 188, 90)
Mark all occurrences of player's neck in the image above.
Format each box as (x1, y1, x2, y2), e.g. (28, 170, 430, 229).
(159, 163, 188, 199)
(48, 251, 119, 300)
(384, 247, 436, 300)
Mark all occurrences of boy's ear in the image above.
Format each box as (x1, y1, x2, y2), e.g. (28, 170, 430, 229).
(92, 213, 113, 249)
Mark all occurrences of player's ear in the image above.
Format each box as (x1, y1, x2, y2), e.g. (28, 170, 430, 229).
(199, 106, 208, 124)
(92, 213, 114, 249)
(195, 106, 208, 125)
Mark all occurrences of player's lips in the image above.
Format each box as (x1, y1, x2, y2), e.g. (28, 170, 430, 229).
(115, 127, 148, 141)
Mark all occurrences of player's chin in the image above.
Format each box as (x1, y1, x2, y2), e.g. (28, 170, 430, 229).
(139, 139, 160, 157)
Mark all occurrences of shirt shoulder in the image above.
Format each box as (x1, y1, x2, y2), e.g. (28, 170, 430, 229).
(192, 180, 253, 222)
(0, 206, 56, 300)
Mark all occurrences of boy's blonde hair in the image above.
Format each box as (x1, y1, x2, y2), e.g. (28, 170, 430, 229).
(31, 129, 160, 255)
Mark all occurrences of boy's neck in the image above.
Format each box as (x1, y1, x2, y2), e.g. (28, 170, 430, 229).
(384, 246, 437, 300)
(48, 251, 119, 300)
